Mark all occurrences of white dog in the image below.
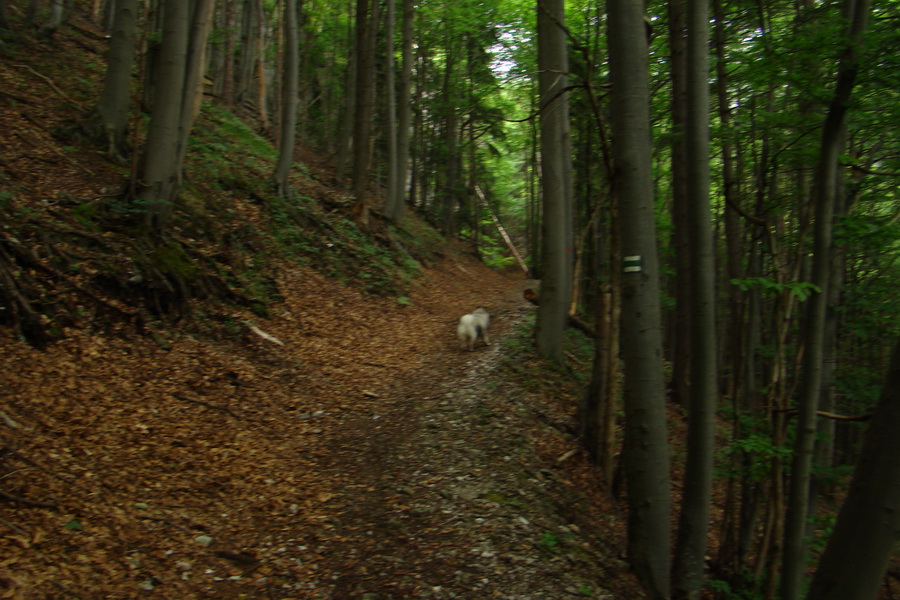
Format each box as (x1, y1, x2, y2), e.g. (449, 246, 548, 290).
(457, 308, 490, 351)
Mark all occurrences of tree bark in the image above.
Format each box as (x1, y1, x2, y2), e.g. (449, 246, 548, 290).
(0, 0, 10, 31)
(221, 0, 236, 108)
(335, 11, 357, 184)
(255, 0, 269, 131)
(133, 0, 190, 233)
(606, 0, 671, 596)
(535, 0, 574, 364)
(711, 0, 757, 578)
(383, 0, 402, 223)
(440, 38, 459, 235)
(667, 0, 691, 407)
(350, 0, 379, 227)
(37, 0, 73, 38)
(176, 0, 215, 174)
(672, 0, 716, 593)
(391, 0, 414, 221)
(236, 0, 259, 105)
(780, 0, 871, 596)
(273, 0, 299, 197)
(87, 0, 139, 163)
(804, 339, 900, 600)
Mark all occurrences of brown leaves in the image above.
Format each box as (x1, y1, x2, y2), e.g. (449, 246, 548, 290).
(0, 251, 516, 599)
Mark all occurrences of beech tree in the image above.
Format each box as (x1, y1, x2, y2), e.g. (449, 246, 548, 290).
(606, 0, 671, 596)
(132, 0, 212, 233)
(383, 0, 400, 222)
(273, 0, 299, 197)
(672, 0, 717, 594)
(804, 339, 900, 600)
(349, 0, 380, 227)
(780, 0, 873, 596)
(37, 0, 71, 38)
(387, 0, 415, 223)
(133, 0, 190, 232)
(534, 0, 573, 363)
(75, 0, 138, 163)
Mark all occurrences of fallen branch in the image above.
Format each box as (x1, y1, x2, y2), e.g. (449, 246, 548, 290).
(0, 517, 26, 535)
(455, 263, 473, 276)
(245, 322, 285, 346)
(556, 448, 579, 463)
(475, 186, 529, 275)
(0, 411, 19, 429)
(779, 408, 872, 422)
(11, 64, 84, 109)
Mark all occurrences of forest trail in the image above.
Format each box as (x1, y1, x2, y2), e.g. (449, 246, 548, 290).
(306, 278, 625, 600)
(1, 251, 644, 599)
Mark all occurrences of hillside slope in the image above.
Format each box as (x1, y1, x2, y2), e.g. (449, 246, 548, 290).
(0, 11, 645, 600)
(1, 253, 647, 599)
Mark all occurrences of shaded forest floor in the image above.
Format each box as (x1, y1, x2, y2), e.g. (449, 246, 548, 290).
(0, 12, 647, 598)
(1, 254, 645, 599)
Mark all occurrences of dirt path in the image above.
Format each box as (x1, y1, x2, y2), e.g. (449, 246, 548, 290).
(282, 282, 643, 599)
(1, 255, 644, 599)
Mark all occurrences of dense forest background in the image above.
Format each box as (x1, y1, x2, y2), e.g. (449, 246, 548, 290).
(1, 0, 900, 598)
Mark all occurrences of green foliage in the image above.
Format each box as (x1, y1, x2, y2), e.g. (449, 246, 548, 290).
(65, 520, 84, 532)
(501, 313, 537, 356)
(717, 410, 793, 483)
(708, 577, 768, 600)
(72, 201, 100, 230)
(477, 231, 516, 270)
(538, 531, 561, 553)
(144, 242, 199, 282)
(730, 277, 821, 301)
(482, 250, 515, 270)
(808, 513, 838, 556)
(834, 363, 884, 412)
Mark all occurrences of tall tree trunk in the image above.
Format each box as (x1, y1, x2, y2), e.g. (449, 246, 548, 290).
(382, 0, 401, 223)
(175, 0, 215, 175)
(711, 0, 756, 579)
(221, 0, 236, 108)
(780, 0, 871, 596)
(37, 0, 72, 38)
(804, 338, 900, 600)
(672, 0, 716, 593)
(273, 0, 299, 197)
(440, 38, 459, 235)
(535, 0, 574, 364)
(87, 0, 139, 163)
(335, 9, 357, 184)
(0, 0, 9, 31)
(387, 0, 414, 223)
(584, 194, 620, 491)
(236, 0, 259, 105)
(606, 0, 671, 596)
(527, 107, 540, 275)
(133, 0, 190, 233)
(350, 0, 379, 227)
(255, 0, 269, 131)
(667, 0, 691, 407)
